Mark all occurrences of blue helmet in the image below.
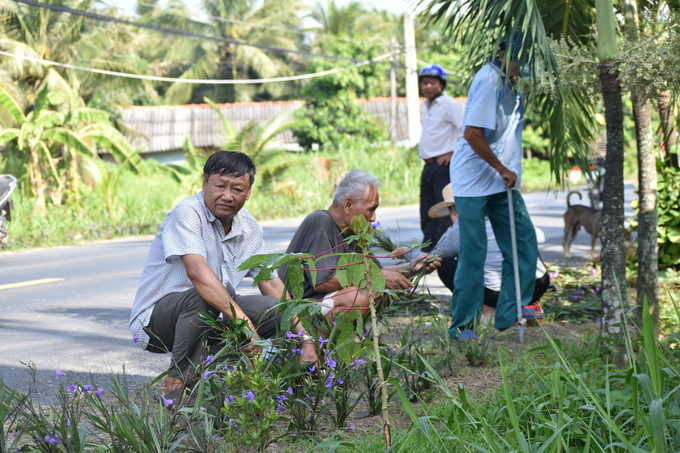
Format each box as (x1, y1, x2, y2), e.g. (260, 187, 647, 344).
(419, 64, 447, 89)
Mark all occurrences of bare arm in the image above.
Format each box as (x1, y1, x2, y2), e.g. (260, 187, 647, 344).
(259, 277, 318, 364)
(464, 126, 517, 188)
(182, 254, 258, 335)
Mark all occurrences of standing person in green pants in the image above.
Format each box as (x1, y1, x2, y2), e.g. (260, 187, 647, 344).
(448, 38, 539, 339)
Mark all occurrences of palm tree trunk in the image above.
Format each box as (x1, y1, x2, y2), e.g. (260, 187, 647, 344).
(658, 91, 678, 167)
(599, 61, 628, 365)
(631, 96, 658, 334)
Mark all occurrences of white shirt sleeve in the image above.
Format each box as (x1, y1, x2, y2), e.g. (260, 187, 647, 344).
(162, 204, 208, 263)
(449, 100, 464, 131)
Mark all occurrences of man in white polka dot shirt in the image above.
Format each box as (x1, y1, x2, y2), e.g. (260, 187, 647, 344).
(130, 151, 315, 402)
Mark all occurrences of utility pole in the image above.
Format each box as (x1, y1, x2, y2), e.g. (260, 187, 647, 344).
(403, 14, 420, 147)
(389, 36, 397, 142)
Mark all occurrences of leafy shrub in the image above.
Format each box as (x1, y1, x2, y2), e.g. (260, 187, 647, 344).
(630, 162, 680, 269)
(294, 91, 387, 151)
(293, 39, 389, 151)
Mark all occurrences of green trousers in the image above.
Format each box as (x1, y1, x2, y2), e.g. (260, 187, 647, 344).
(449, 190, 538, 336)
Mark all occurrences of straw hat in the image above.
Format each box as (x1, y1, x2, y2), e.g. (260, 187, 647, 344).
(428, 183, 455, 219)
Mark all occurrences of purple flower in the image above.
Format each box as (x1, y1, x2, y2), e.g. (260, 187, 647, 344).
(332, 322, 336, 327)
(421, 372, 426, 377)
(204, 370, 215, 380)
(595, 286, 600, 292)
(276, 404, 286, 413)
(84, 385, 93, 394)
(583, 283, 587, 289)
(132, 336, 139, 344)
(56, 369, 66, 380)
(227, 419, 237, 429)
(408, 288, 415, 294)
(67, 418, 71, 427)
(68, 385, 77, 393)
(309, 365, 316, 374)
(286, 331, 299, 339)
(243, 391, 255, 402)
(591, 268, 597, 276)
(550, 271, 559, 279)
(325, 372, 334, 388)
(286, 387, 293, 395)
(596, 317, 601, 323)
(224, 365, 234, 372)
(577, 289, 585, 295)
(326, 356, 336, 369)
(346, 425, 355, 431)
(205, 356, 213, 364)
(161, 394, 173, 407)
(572, 296, 580, 301)
(292, 348, 302, 356)
(45, 435, 61, 445)
(350, 359, 365, 367)
(225, 395, 234, 405)
(440, 309, 445, 314)
(387, 348, 394, 354)
(277, 395, 287, 402)
(318, 336, 329, 347)
(632, 325, 637, 331)
(425, 322, 431, 329)
(337, 378, 344, 384)
(95, 388, 104, 401)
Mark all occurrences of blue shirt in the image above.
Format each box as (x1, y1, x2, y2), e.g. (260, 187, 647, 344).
(450, 61, 525, 197)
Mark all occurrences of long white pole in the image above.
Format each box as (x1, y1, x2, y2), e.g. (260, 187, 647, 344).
(403, 14, 421, 147)
(506, 186, 526, 342)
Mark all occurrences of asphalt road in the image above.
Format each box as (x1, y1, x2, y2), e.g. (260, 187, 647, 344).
(0, 184, 635, 397)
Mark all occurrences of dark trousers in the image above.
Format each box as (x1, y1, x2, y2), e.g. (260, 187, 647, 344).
(450, 192, 538, 334)
(145, 288, 282, 379)
(420, 162, 452, 252)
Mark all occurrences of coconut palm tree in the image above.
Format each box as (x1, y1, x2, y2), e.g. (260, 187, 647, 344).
(0, 0, 158, 108)
(141, 0, 305, 105)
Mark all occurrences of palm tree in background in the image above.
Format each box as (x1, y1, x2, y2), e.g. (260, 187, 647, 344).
(140, 0, 305, 104)
(0, 0, 158, 108)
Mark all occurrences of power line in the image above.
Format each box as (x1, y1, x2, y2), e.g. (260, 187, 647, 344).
(10, 0, 360, 62)
(0, 50, 391, 84)
(135, 1, 356, 43)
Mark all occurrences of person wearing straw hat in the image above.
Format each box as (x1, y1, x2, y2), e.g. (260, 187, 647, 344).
(394, 184, 549, 319)
(418, 64, 464, 253)
(446, 37, 538, 339)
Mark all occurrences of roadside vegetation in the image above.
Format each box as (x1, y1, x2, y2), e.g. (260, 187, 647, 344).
(1, 242, 679, 451)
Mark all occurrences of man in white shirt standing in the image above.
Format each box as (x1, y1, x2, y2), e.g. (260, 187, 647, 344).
(418, 64, 464, 252)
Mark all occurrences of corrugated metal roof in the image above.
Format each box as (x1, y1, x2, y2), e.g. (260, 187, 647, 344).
(116, 97, 467, 154)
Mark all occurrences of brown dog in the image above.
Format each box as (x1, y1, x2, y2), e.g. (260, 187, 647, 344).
(563, 191, 602, 260)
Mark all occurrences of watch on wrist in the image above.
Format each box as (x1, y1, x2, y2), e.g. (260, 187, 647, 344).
(300, 334, 314, 342)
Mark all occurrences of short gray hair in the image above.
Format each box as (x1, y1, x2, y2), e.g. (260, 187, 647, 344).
(332, 169, 381, 205)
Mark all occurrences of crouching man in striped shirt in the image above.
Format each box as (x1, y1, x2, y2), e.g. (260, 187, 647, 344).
(129, 151, 316, 404)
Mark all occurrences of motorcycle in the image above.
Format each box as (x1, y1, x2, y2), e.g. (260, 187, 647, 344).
(0, 174, 16, 251)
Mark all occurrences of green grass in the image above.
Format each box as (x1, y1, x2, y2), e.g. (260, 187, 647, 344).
(3, 144, 422, 251)
(3, 149, 599, 252)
